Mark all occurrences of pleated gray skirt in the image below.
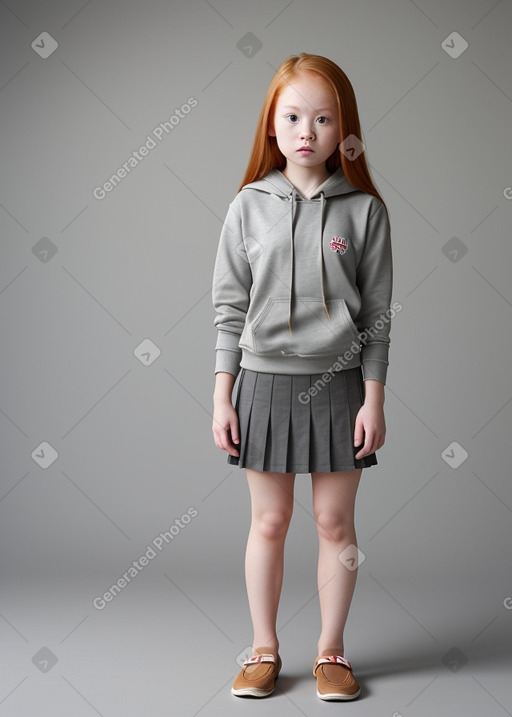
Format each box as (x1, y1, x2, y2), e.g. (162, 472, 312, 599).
(227, 366, 377, 474)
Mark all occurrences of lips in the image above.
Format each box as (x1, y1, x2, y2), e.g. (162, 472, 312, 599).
(298, 146, 314, 153)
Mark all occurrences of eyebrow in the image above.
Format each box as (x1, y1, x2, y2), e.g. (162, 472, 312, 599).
(281, 105, 333, 113)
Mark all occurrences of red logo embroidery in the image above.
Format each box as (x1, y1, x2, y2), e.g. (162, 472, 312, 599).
(330, 236, 348, 255)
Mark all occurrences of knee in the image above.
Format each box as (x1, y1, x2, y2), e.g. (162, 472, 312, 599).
(253, 509, 292, 540)
(314, 510, 353, 543)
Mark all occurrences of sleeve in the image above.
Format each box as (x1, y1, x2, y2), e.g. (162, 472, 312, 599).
(355, 201, 393, 384)
(212, 198, 252, 377)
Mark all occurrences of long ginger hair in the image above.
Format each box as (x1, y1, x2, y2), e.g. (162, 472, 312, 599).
(237, 53, 387, 212)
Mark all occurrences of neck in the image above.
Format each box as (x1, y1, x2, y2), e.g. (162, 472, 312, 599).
(281, 164, 331, 199)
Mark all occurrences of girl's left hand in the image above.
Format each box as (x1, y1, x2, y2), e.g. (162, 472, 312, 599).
(353, 402, 386, 459)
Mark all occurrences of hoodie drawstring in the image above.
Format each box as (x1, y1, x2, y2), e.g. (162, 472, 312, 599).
(319, 192, 330, 322)
(287, 189, 330, 333)
(288, 188, 296, 333)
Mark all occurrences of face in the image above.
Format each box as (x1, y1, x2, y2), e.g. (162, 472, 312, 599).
(269, 71, 340, 173)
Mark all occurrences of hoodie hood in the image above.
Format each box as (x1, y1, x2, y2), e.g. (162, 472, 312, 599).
(241, 168, 358, 332)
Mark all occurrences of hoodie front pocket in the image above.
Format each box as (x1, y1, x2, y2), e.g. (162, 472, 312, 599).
(250, 297, 360, 358)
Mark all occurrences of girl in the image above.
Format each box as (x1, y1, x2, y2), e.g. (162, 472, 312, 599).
(212, 53, 392, 701)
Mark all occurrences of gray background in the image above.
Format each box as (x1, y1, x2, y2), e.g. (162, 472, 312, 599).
(1, 0, 511, 715)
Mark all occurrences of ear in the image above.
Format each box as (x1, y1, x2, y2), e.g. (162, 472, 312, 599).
(268, 119, 276, 137)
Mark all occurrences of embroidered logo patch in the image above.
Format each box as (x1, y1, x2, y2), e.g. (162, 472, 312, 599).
(330, 236, 348, 255)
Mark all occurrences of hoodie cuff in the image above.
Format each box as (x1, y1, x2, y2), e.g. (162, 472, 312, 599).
(215, 349, 241, 377)
(214, 331, 242, 376)
(361, 359, 388, 385)
(360, 340, 389, 384)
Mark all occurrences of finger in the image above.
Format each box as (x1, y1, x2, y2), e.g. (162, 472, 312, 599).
(230, 416, 240, 445)
(226, 430, 240, 457)
(212, 418, 225, 438)
(355, 426, 375, 459)
(353, 415, 364, 448)
(218, 427, 240, 457)
(354, 445, 367, 459)
(212, 425, 229, 452)
(372, 428, 385, 452)
(362, 429, 384, 458)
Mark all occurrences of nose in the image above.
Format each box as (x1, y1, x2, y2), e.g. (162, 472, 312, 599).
(300, 122, 315, 140)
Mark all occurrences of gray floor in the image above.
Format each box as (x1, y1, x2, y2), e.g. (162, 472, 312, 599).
(2, 569, 511, 716)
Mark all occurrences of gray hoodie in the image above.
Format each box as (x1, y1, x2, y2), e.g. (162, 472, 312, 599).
(212, 167, 393, 383)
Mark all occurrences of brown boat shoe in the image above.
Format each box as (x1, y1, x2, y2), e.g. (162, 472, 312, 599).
(313, 654, 361, 701)
(231, 646, 282, 697)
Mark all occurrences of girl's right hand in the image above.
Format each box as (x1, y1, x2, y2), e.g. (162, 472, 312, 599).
(212, 399, 240, 457)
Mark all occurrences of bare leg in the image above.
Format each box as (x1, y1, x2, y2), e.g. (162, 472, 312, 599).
(311, 469, 362, 656)
(244, 469, 296, 656)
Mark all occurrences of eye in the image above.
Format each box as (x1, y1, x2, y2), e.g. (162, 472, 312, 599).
(316, 116, 328, 124)
(286, 114, 299, 123)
